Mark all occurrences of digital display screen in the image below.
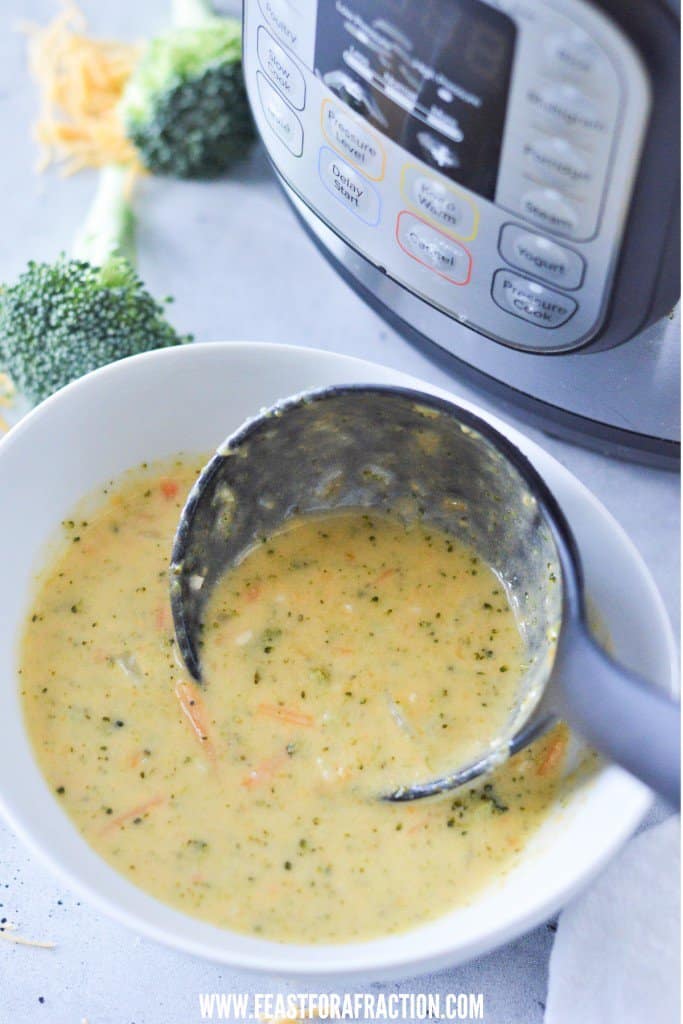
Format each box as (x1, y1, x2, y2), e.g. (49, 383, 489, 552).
(315, 0, 517, 199)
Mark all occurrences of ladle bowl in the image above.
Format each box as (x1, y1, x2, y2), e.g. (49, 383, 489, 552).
(170, 385, 680, 805)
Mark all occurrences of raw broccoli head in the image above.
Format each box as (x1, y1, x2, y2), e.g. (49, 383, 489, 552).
(121, 14, 254, 179)
(0, 256, 189, 405)
(0, 165, 191, 405)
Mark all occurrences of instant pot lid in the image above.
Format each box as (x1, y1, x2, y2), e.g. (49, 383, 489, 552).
(283, 180, 680, 470)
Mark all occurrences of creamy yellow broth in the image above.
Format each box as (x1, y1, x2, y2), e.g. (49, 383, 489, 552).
(202, 509, 527, 794)
(20, 458, 574, 944)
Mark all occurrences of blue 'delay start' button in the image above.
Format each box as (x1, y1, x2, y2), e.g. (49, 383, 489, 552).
(318, 147, 381, 225)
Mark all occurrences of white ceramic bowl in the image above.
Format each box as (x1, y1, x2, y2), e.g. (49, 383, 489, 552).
(0, 342, 676, 982)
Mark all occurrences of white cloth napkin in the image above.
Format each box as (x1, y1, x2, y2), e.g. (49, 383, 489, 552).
(545, 817, 680, 1024)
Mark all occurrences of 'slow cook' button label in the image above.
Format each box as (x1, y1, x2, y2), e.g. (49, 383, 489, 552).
(257, 73, 303, 156)
(318, 147, 380, 225)
(492, 269, 577, 327)
(257, 26, 306, 109)
(396, 212, 472, 285)
(321, 100, 385, 180)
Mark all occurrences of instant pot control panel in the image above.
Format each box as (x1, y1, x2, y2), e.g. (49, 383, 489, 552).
(243, 0, 651, 353)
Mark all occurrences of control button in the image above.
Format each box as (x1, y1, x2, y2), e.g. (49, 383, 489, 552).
(526, 81, 608, 136)
(396, 212, 472, 285)
(258, 0, 305, 58)
(321, 100, 385, 180)
(257, 73, 303, 156)
(257, 26, 306, 110)
(416, 129, 460, 170)
(499, 224, 584, 290)
(520, 187, 578, 236)
(492, 269, 577, 327)
(400, 165, 478, 241)
(544, 29, 603, 81)
(523, 136, 590, 191)
(318, 147, 380, 225)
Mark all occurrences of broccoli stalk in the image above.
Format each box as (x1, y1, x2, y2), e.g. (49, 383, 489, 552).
(171, 0, 218, 29)
(0, 165, 190, 406)
(121, 0, 254, 179)
(71, 164, 136, 270)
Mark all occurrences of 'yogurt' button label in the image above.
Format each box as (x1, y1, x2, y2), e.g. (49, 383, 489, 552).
(318, 148, 380, 224)
(257, 72, 303, 156)
(492, 269, 577, 327)
(396, 212, 472, 285)
(321, 101, 385, 180)
(499, 224, 585, 290)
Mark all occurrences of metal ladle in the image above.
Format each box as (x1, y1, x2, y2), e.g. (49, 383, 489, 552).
(170, 386, 680, 806)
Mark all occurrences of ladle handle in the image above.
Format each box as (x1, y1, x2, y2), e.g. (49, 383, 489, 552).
(559, 627, 680, 807)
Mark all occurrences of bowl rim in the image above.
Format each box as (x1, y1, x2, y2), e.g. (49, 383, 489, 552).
(0, 340, 672, 978)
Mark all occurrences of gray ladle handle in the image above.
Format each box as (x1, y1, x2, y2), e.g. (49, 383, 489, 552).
(558, 625, 680, 807)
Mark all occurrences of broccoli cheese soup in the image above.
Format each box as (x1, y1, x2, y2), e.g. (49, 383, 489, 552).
(20, 457, 574, 943)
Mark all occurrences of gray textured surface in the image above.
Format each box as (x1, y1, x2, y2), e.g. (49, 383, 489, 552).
(0, 2, 679, 1023)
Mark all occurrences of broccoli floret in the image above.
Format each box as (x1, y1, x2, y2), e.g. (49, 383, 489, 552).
(120, 0, 254, 179)
(0, 165, 190, 406)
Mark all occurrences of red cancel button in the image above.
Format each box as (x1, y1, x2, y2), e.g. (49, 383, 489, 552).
(396, 211, 472, 285)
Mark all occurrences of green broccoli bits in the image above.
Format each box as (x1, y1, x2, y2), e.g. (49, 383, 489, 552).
(0, 256, 189, 405)
(121, 18, 254, 179)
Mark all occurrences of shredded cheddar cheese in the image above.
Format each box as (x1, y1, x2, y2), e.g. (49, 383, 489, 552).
(22, 1, 143, 176)
(0, 372, 16, 403)
(0, 373, 15, 435)
(0, 922, 56, 950)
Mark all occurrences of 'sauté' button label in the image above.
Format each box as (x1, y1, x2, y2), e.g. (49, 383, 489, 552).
(257, 73, 303, 156)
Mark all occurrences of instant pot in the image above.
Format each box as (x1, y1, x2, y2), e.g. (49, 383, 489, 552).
(242, 0, 680, 466)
